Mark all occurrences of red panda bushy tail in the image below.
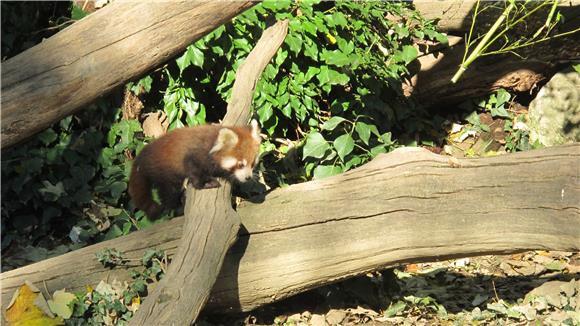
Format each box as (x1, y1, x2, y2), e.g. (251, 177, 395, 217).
(128, 163, 162, 219)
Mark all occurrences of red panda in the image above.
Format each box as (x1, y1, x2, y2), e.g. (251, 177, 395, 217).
(128, 120, 261, 218)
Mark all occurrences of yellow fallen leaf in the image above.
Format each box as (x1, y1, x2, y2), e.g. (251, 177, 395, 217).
(128, 296, 141, 313)
(5, 281, 64, 326)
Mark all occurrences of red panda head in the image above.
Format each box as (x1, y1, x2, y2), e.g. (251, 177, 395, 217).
(209, 120, 261, 182)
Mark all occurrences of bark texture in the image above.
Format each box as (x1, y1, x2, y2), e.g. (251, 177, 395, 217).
(1, 1, 257, 148)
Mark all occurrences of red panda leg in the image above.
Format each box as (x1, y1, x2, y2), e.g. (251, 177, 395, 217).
(157, 181, 183, 212)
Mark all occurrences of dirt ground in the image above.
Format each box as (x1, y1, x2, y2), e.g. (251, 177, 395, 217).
(202, 251, 579, 325)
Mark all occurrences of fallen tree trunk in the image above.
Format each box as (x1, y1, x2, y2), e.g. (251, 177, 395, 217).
(2, 144, 579, 315)
(0, 1, 257, 148)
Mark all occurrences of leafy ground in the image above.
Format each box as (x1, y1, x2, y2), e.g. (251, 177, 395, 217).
(202, 251, 579, 326)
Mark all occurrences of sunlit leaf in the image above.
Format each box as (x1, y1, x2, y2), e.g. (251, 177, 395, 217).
(333, 134, 355, 161)
(303, 132, 330, 159)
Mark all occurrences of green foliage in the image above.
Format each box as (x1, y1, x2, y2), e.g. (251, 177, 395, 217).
(96, 248, 126, 268)
(152, 0, 445, 184)
(459, 89, 541, 153)
(67, 248, 167, 325)
(1, 101, 144, 250)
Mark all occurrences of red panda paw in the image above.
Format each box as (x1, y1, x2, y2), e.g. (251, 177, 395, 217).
(203, 179, 221, 189)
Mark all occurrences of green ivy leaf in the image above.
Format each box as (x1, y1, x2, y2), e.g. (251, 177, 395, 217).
(303, 132, 330, 159)
(321, 50, 351, 67)
(384, 301, 407, 318)
(333, 134, 355, 161)
(189, 46, 204, 68)
(130, 76, 153, 95)
(285, 34, 303, 54)
(39, 181, 66, 201)
(490, 105, 511, 118)
(275, 49, 288, 66)
(370, 145, 387, 157)
(313, 165, 342, 179)
(301, 21, 318, 36)
(257, 103, 274, 124)
(304, 66, 320, 82)
(71, 4, 88, 20)
(355, 121, 371, 145)
(38, 129, 58, 145)
(381, 132, 394, 145)
(109, 181, 127, 200)
(317, 66, 349, 86)
(337, 39, 355, 55)
(262, 0, 292, 10)
(321, 116, 346, 130)
(495, 89, 511, 107)
(304, 43, 319, 59)
(333, 12, 348, 27)
(400, 45, 418, 64)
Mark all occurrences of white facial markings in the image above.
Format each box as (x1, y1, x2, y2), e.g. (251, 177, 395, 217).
(220, 156, 238, 170)
(234, 166, 254, 182)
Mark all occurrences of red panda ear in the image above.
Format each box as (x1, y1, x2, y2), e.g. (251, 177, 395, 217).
(210, 128, 239, 154)
(251, 119, 260, 142)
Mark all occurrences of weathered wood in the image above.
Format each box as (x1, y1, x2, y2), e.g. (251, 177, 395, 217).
(0, 1, 257, 148)
(128, 186, 240, 325)
(2, 144, 579, 314)
(128, 20, 288, 325)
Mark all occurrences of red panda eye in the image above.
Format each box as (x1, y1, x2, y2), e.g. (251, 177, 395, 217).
(237, 161, 245, 168)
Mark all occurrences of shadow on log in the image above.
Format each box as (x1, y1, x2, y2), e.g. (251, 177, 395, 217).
(2, 144, 579, 315)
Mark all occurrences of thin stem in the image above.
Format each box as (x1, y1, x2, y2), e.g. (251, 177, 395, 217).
(463, 0, 481, 63)
(483, 27, 580, 55)
(451, 1, 515, 83)
(480, 1, 549, 55)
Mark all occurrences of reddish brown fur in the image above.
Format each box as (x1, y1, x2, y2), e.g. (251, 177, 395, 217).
(128, 124, 260, 218)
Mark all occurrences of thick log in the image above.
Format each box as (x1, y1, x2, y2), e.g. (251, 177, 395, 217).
(0, 1, 257, 148)
(2, 144, 579, 315)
